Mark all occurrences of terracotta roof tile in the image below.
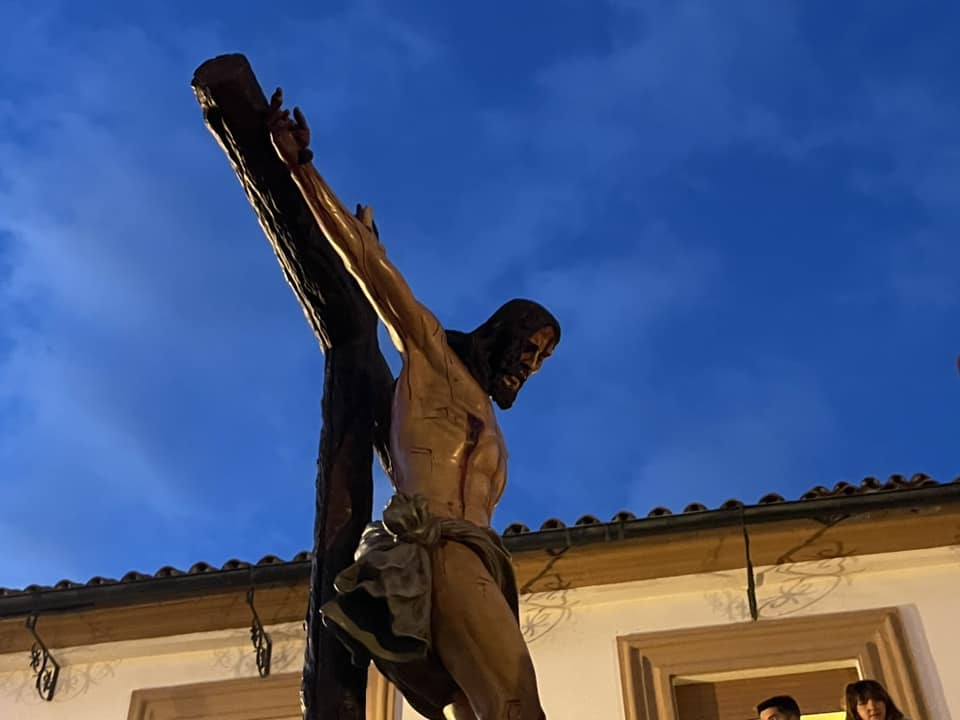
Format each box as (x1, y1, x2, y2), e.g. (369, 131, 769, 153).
(52, 579, 82, 591)
(502, 522, 531, 536)
(121, 571, 152, 582)
(86, 576, 118, 586)
(719, 499, 745, 510)
(538, 518, 566, 531)
(153, 566, 185, 578)
(218, 559, 251, 571)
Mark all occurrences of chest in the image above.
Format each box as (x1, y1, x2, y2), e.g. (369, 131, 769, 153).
(394, 372, 505, 449)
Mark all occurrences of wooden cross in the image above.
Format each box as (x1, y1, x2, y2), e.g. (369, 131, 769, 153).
(192, 54, 392, 720)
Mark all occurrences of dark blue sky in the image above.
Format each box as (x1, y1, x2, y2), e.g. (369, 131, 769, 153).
(0, 0, 957, 588)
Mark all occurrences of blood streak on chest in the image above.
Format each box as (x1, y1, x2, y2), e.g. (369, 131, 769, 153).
(459, 413, 485, 511)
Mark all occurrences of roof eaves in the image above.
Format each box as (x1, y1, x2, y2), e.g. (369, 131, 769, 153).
(1, 474, 956, 619)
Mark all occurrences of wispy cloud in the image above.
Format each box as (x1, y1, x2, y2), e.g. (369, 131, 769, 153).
(487, 220, 718, 525)
(370, 0, 797, 342)
(466, 0, 818, 524)
(0, 0, 956, 585)
(0, 521, 84, 591)
(628, 365, 837, 513)
(849, 84, 960, 308)
(0, 16, 226, 581)
(0, 3, 444, 585)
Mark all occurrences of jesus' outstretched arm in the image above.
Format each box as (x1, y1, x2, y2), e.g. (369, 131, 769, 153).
(268, 89, 442, 360)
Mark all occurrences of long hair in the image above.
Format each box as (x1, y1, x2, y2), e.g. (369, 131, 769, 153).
(844, 680, 905, 720)
(445, 299, 561, 392)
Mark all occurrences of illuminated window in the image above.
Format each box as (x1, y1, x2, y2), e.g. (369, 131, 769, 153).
(618, 608, 927, 720)
(673, 665, 857, 718)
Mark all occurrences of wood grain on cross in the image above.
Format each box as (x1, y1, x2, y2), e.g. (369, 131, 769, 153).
(192, 54, 393, 720)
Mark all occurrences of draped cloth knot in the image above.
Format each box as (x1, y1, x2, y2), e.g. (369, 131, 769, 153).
(319, 493, 519, 720)
(381, 493, 442, 546)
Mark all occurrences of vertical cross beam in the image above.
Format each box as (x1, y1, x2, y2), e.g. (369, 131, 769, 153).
(192, 54, 394, 719)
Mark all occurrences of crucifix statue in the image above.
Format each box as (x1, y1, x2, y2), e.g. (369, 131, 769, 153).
(192, 54, 559, 720)
(268, 94, 560, 719)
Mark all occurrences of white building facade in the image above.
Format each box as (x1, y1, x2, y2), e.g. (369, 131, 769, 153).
(1, 476, 956, 719)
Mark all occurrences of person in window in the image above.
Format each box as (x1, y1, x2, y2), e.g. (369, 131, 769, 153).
(844, 679, 907, 720)
(757, 695, 801, 720)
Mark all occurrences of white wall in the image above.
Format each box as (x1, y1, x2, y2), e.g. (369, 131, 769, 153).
(0, 621, 306, 720)
(499, 545, 957, 720)
(398, 546, 959, 719)
(1, 546, 957, 720)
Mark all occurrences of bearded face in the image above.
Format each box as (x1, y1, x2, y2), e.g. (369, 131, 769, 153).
(444, 299, 561, 409)
(490, 326, 557, 409)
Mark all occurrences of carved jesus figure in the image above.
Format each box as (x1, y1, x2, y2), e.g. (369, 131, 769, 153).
(270, 93, 559, 720)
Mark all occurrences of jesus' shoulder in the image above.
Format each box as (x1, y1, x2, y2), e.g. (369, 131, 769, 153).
(397, 341, 494, 422)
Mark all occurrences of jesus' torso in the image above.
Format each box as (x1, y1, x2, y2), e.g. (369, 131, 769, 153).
(389, 346, 507, 528)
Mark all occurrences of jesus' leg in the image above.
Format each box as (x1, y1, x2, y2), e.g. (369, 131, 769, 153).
(431, 541, 546, 720)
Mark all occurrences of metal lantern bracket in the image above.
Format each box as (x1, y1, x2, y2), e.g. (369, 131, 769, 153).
(246, 587, 272, 677)
(25, 615, 60, 702)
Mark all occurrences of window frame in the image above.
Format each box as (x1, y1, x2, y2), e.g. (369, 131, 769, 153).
(127, 667, 396, 720)
(617, 607, 928, 720)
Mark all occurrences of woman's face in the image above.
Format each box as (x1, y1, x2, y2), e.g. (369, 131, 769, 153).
(856, 696, 887, 720)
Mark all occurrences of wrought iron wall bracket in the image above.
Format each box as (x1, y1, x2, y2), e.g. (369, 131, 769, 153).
(25, 615, 60, 702)
(740, 508, 759, 622)
(246, 588, 272, 677)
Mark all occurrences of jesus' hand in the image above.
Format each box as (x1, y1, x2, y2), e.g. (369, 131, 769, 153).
(267, 88, 313, 167)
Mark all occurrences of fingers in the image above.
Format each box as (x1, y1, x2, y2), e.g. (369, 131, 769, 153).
(266, 87, 290, 132)
(361, 205, 374, 227)
(354, 204, 378, 237)
(293, 106, 309, 132)
(265, 91, 313, 164)
(267, 109, 292, 133)
(355, 204, 375, 227)
(293, 106, 311, 147)
(266, 91, 308, 137)
(269, 87, 284, 113)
